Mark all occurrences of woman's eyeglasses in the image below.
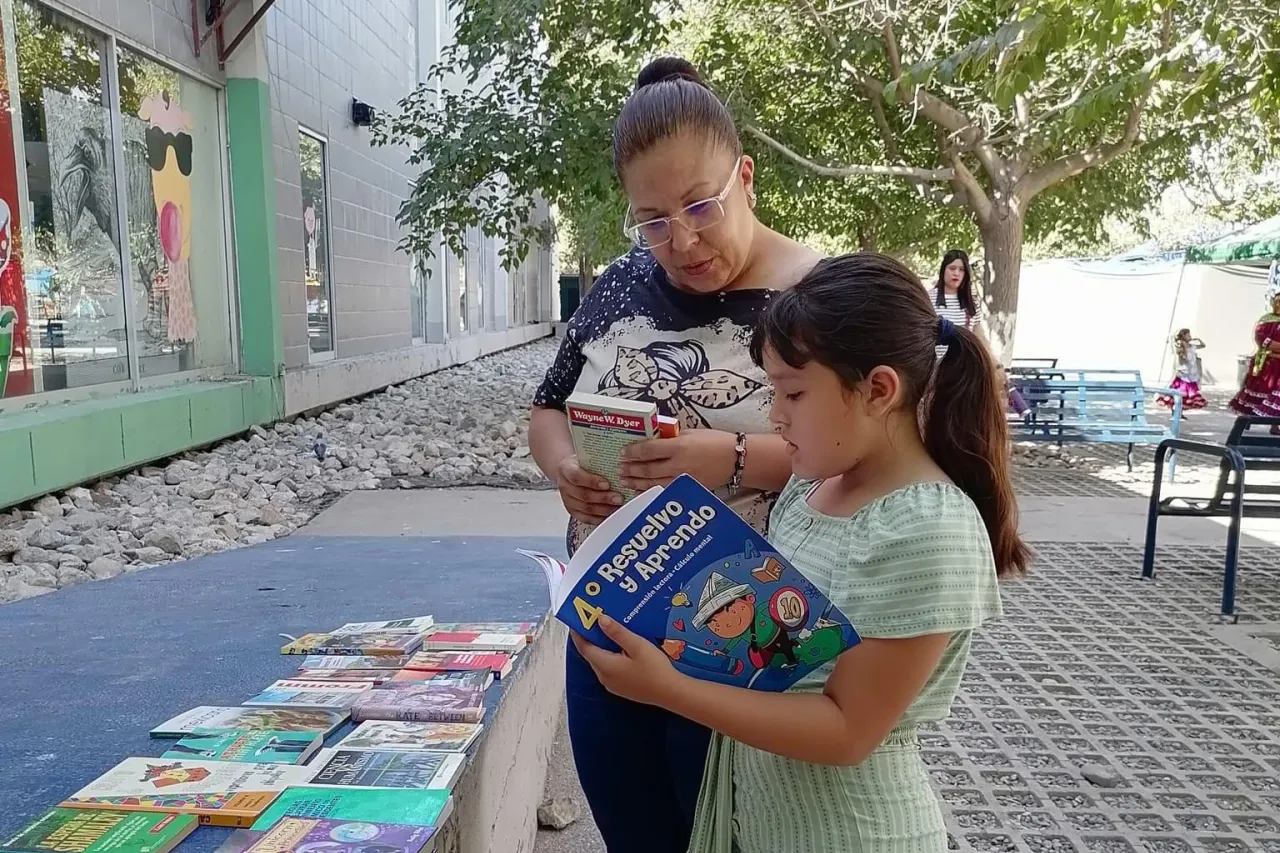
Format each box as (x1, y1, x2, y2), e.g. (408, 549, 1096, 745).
(623, 156, 743, 249)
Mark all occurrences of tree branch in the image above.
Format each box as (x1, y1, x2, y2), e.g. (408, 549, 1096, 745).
(1016, 10, 1181, 201)
(745, 125, 956, 181)
(943, 147, 993, 226)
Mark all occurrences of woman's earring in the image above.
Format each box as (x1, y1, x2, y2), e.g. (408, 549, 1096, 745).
(747, 189, 757, 208)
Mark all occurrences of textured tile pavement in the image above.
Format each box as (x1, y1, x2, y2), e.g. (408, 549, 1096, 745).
(936, 543, 1280, 853)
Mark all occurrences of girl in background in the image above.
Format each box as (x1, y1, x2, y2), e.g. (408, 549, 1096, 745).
(1231, 288, 1280, 432)
(1160, 328, 1207, 412)
(574, 253, 1027, 853)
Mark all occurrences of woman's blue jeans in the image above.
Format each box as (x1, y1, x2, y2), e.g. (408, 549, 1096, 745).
(565, 635, 712, 853)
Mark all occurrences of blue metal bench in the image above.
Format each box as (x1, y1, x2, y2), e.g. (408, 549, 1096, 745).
(1007, 368, 1182, 475)
(1142, 416, 1280, 620)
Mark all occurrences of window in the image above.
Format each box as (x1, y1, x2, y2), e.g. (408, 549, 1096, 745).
(118, 43, 231, 378)
(0, 1, 232, 401)
(10, 3, 127, 394)
(448, 246, 466, 336)
(298, 129, 333, 358)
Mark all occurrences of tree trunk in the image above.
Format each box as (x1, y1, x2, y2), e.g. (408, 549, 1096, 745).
(578, 254, 591, 295)
(856, 226, 877, 253)
(978, 211, 1024, 365)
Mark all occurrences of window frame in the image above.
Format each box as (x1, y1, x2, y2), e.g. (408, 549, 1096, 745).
(298, 125, 336, 364)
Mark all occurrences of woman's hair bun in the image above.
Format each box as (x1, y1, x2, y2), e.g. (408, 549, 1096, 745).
(635, 56, 705, 91)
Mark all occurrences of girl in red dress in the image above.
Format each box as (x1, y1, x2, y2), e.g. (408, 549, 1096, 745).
(1230, 291, 1280, 429)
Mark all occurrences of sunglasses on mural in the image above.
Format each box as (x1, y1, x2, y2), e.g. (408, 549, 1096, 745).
(145, 126, 193, 177)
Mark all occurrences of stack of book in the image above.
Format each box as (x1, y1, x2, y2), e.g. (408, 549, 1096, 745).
(0, 615, 539, 853)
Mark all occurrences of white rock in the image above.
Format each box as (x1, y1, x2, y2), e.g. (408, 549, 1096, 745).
(87, 557, 126, 580)
(33, 495, 62, 518)
(0, 529, 24, 556)
(143, 528, 184, 556)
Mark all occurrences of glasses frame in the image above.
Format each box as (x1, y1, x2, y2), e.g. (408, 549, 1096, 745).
(623, 156, 744, 249)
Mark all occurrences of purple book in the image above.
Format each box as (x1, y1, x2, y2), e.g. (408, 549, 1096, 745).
(245, 817, 437, 853)
(351, 684, 485, 724)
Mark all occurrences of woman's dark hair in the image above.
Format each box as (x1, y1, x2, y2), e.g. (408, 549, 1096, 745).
(937, 249, 978, 317)
(612, 56, 742, 176)
(750, 253, 1029, 579)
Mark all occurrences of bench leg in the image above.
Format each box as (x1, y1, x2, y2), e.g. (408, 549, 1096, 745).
(1141, 444, 1168, 580)
(1126, 443, 1135, 472)
(1222, 476, 1245, 622)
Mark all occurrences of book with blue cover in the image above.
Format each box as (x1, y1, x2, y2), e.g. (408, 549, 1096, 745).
(520, 474, 860, 691)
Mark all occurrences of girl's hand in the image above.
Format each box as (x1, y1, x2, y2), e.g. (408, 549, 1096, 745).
(554, 455, 623, 526)
(619, 430, 735, 493)
(572, 615, 684, 707)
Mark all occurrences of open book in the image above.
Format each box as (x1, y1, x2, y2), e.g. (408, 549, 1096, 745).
(520, 475, 860, 691)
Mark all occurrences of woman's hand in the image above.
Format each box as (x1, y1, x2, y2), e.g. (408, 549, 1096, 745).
(572, 615, 685, 707)
(619, 429, 736, 493)
(554, 455, 623, 526)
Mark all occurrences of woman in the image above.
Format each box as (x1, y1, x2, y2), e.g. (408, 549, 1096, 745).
(928, 249, 1027, 414)
(529, 57, 819, 853)
(1230, 289, 1280, 429)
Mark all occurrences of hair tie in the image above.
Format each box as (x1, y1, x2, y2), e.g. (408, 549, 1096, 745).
(937, 316, 958, 346)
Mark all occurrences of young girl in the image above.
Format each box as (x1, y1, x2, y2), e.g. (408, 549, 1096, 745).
(1160, 329, 1207, 412)
(573, 252, 1028, 853)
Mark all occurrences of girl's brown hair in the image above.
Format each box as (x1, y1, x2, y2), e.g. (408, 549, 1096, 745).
(750, 253, 1029, 578)
(612, 57, 742, 176)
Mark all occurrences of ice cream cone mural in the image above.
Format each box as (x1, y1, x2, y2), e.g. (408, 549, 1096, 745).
(140, 92, 196, 343)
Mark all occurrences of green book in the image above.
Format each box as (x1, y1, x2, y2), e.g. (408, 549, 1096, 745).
(1, 808, 197, 853)
(161, 728, 323, 764)
(250, 786, 452, 830)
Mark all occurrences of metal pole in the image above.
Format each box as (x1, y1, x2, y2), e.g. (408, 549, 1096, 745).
(219, 0, 279, 64)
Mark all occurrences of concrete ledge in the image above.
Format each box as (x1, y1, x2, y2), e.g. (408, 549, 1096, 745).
(0, 377, 280, 510)
(434, 618, 567, 853)
(283, 324, 553, 417)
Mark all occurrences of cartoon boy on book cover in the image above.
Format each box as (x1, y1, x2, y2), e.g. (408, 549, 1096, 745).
(660, 570, 845, 684)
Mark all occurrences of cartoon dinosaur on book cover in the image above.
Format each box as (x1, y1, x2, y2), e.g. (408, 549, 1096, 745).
(656, 540, 848, 687)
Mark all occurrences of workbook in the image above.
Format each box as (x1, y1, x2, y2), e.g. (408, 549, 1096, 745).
(162, 728, 324, 764)
(60, 758, 315, 827)
(244, 817, 438, 853)
(519, 474, 860, 691)
(251, 788, 453, 831)
(307, 748, 466, 791)
(0, 809, 197, 853)
(150, 706, 348, 739)
(338, 721, 482, 753)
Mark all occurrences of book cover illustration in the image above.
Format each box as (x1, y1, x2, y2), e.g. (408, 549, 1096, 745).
(251, 788, 452, 832)
(281, 633, 422, 656)
(245, 817, 437, 853)
(162, 729, 324, 765)
(338, 721, 481, 754)
(403, 651, 512, 678)
(377, 670, 491, 691)
(307, 749, 466, 791)
(151, 707, 348, 739)
(566, 391, 657, 499)
(332, 616, 435, 636)
(1, 808, 197, 853)
(351, 684, 484, 725)
(424, 622, 537, 642)
(299, 656, 411, 671)
(60, 758, 316, 827)
(519, 474, 860, 692)
(419, 632, 525, 653)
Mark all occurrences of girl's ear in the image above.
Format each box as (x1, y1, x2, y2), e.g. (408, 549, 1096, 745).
(862, 365, 903, 416)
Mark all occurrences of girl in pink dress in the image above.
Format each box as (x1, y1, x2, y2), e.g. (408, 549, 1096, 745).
(1159, 328, 1207, 412)
(1230, 292, 1280, 428)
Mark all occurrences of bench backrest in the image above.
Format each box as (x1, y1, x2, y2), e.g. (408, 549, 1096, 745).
(1226, 417, 1280, 464)
(1011, 369, 1150, 424)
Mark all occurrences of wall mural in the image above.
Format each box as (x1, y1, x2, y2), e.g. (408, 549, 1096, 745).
(0, 10, 27, 398)
(140, 92, 195, 344)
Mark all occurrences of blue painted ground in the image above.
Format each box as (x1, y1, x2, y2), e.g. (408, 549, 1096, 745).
(0, 534, 563, 849)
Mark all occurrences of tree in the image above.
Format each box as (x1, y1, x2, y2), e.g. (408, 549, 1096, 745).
(379, 0, 1272, 356)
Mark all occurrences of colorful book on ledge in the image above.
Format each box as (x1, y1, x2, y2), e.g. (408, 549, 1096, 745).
(244, 817, 438, 853)
(150, 706, 348, 739)
(161, 728, 324, 764)
(1, 809, 198, 853)
(281, 632, 422, 656)
(425, 621, 538, 643)
(403, 651, 513, 678)
(518, 474, 860, 692)
(306, 748, 466, 791)
(250, 788, 453, 831)
(332, 615, 435, 635)
(351, 683, 485, 724)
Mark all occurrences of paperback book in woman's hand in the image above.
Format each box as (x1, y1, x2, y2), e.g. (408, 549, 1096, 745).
(519, 474, 860, 692)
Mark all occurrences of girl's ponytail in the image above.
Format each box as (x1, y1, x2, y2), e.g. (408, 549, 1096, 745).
(926, 326, 1029, 578)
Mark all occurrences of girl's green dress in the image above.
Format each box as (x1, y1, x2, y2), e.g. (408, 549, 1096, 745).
(686, 479, 1003, 853)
